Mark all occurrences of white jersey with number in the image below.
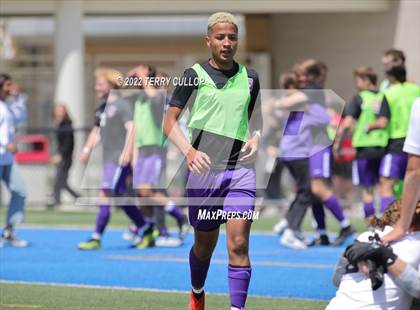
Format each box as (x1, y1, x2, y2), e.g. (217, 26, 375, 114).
(327, 227, 420, 310)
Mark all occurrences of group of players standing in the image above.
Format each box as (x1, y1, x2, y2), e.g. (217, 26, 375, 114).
(77, 65, 189, 250)
(55, 10, 419, 310)
(270, 49, 419, 250)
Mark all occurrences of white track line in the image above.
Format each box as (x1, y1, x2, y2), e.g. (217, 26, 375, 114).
(0, 280, 325, 302)
(106, 255, 334, 269)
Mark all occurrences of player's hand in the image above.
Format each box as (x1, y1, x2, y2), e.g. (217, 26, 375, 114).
(50, 154, 62, 165)
(239, 134, 260, 164)
(80, 148, 90, 163)
(6, 143, 17, 153)
(381, 224, 406, 244)
(266, 145, 278, 158)
(187, 148, 211, 175)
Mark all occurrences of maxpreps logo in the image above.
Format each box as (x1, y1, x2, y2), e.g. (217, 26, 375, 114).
(197, 209, 260, 221)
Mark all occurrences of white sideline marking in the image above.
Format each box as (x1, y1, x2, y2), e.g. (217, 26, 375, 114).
(106, 255, 334, 269)
(16, 225, 282, 236)
(2, 304, 42, 309)
(0, 280, 324, 302)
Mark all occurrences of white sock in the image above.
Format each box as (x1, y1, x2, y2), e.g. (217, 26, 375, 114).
(192, 287, 204, 294)
(91, 233, 101, 240)
(317, 229, 327, 236)
(165, 201, 176, 212)
(340, 219, 350, 228)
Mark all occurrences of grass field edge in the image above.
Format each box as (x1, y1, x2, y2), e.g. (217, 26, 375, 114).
(0, 280, 327, 302)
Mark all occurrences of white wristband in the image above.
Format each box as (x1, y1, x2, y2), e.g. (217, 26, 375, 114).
(83, 146, 91, 153)
(252, 130, 261, 138)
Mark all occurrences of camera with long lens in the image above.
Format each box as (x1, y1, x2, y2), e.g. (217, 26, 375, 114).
(367, 233, 385, 290)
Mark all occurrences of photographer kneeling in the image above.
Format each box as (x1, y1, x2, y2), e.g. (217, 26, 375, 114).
(327, 199, 420, 310)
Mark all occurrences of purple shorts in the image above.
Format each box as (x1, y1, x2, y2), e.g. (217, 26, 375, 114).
(133, 154, 164, 187)
(309, 147, 332, 179)
(379, 153, 408, 180)
(352, 157, 381, 186)
(101, 163, 131, 194)
(187, 167, 256, 231)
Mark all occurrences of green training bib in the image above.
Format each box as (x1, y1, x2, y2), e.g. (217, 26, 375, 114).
(188, 63, 251, 142)
(134, 96, 165, 148)
(352, 90, 388, 148)
(384, 82, 420, 139)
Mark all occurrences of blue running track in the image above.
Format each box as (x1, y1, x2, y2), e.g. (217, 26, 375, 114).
(0, 227, 354, 300)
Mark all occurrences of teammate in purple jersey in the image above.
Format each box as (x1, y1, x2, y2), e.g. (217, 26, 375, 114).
(163, 12, 261, 310)
(297, 60, 354, 246)
(274, 61, 354, 247)
(77, 68, 153, 250)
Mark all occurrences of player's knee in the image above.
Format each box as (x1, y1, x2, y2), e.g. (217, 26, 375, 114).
(228, 236, 249, 257)
(193, 244, 214, 260)
(310, 184, 325, 198)
(298, 191, 312, 205)
(379, 178, 394, 194)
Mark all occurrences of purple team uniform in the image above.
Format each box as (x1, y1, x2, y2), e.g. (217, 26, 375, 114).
(133, 153, 164, 187)
(379, 153, 408, 180)
(187, 167, 256, 231)
(169, 61, 260, 231)
(352, 157, 382, 186)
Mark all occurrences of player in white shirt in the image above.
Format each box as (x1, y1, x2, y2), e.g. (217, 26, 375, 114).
(327, 199, 420, 310)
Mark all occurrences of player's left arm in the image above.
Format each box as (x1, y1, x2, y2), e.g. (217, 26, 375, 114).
(240, 70, 262, 164)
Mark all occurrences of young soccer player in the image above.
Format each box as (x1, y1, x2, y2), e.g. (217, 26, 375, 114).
(336, 67, 388, 220)
(128, 65, 188, 246)
(296, 60, 354, 246)
(272, 71, 314, 249)
(77, 68, 153, 250)
(379, 49, 405, 91)
(163, 12, 262, 310)
(367, 64, 419, 214)
(276, 59, 354, 248)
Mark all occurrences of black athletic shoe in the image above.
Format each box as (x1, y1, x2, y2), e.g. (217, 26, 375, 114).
(307, 234, 330, 246)
(333, 225, 355, 246)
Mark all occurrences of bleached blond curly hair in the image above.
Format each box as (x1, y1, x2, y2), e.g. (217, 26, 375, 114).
(207, 12, 238, 32)
(95, 68, 123, 88)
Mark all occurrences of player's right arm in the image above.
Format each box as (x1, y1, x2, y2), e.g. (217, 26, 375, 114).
(275, 90, 307, 110)
(80, 126, 100, 163)
(366, 96, 389, 132)
(163, 106, 210, 174)
(163, 68, 210, 174)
